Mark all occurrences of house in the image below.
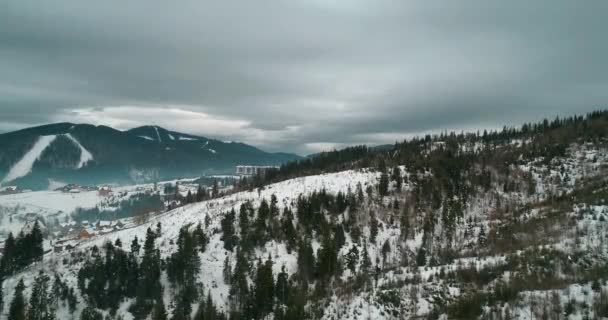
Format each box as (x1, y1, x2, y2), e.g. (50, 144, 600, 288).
(69, 188, 81, 194)
(0, 186, 20, 195)
(96, 220, 112, 231)
(77, 229, 93, 240)
(98, 186, 112, 196)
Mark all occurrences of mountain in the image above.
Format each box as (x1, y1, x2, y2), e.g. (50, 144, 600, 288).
(0, 123, 300, 189)
(1, 111, 608, 320)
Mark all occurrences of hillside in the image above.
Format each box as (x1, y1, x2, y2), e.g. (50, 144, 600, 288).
(1, 111, 608, 320)
(0, 123, 300, 190)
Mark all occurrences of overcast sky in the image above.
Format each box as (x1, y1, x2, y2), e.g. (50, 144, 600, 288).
(1, 1, 606, 154)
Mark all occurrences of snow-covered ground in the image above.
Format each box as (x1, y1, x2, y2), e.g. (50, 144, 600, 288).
(1, 140, 606, 320)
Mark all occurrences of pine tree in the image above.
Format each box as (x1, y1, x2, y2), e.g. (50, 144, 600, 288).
(212, 180, 219, 198)
(381, 240, 391, 267)
(8, 279, 26, 320)
(275, 266, 290, 306)
(130, 236, 140, 256)
(345, 245, 360, 274)
(223, 255, 232, 284)
(379, 170, 389, 197)
(316, 236, 338, 278)
(80, 306, 103, 320)
(391, 167, 403, 191)
(282, 208, 297, 253)
(297, 239, 316, 281)
(1, 232, 16, 275)
(255, 199, 270, 246)
(221, 209, 237, 251)
(369, 212, 379, 244)
(238, 202, 252, 253)
(30, 221, 44, 263)
(28, 271, 55, 320)
(151, 300, 168, 320)
(229, 248, 249, 311)
(253, 256, 275, 317)
(130, 228, 162, 319)
(360, 241, 372, 276)
(193, 222, 208, 253)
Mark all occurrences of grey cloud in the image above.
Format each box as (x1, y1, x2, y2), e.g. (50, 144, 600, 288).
(1, 0, 606, 154)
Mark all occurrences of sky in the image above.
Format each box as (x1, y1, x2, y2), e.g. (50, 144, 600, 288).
(1, 1, 607, 155)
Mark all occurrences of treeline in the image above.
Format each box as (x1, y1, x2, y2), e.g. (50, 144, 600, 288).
(218, 188, 393, 319)
(4, 271, 77, 320)
(73, 193, 164, 222)
(0, 222, 44, 277)
(237, 110, 608, 190)
(73, 223, 222, 320)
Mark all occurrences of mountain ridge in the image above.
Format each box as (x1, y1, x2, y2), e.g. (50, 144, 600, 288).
(0, 122, 301, 189)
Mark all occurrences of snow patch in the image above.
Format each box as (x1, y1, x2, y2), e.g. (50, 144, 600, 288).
(138, 135, 154, 141)
(154, 126, 162, 142)
(179, 136, 198, 141)
(1, 135, 57, 184)
(64, 133, 93, 168)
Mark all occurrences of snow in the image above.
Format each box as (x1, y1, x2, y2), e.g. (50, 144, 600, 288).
(208, 148, 217, 154)
(168, 133, 175, 140)
(64, 133, 94, 168)
(154, 126, 162, 142)
(179, 136, 198, 141)
(1, 140, 606, 319)
(1, 135, 57, 184)
(138, 135, 154, 141)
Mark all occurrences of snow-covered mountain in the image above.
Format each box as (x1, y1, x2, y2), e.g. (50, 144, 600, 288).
(1, 111, 607, 320)
(0, 123, 300, 190)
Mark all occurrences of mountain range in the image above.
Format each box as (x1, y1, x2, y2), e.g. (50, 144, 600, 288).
(0, 123, 300, 189)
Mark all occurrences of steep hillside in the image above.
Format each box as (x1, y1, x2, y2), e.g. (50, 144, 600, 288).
(1, 111, 607, 320)
(0, 123, 300, 190)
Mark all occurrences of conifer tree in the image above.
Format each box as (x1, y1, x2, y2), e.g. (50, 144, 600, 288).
(360, 241, 372, 277)
(28, 271, 55, 320)
(8, 279, 26, 320)
(369, 212, 379, 244)
(130, 236, 140, 256)
(80, 306, 103, 320)
(275, 266, 290, 306)
(229, 248, 249, 311)
(253, 256, 275, 317)
(345, 245, 360, 274)
(392, 167, 403, 191)
(212, 180, 219, 198)
(282, 208, 297, 253)
(223, 255, 232, 284)
(151, 300, 168, 320)
(221, 209, 237, 251)
(255, 199, 270, 246)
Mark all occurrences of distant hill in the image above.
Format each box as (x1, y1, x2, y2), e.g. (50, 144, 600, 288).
(0, 123, 300, 189)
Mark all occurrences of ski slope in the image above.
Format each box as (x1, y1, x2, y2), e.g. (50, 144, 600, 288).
(64, 133, 94, 168)
(1, 135, 57, 184)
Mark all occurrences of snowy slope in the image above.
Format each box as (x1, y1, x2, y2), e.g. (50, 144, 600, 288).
(64, 133, 94, 168)
(1, 141, 606, 320)
(0, 169, 380, 318)
(1, 135, 57, 184)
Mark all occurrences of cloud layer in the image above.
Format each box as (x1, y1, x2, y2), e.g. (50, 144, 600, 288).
(1, 1, 607, 154)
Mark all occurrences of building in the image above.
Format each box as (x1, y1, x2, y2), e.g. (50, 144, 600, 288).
(98, 186, 112, 196)
(77, 229, 94, 240)
(235, 165, 279, 176)
(0, 186, 20, 195)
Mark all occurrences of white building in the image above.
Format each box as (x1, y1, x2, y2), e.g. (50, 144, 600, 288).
(235, 165, 279, 176)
